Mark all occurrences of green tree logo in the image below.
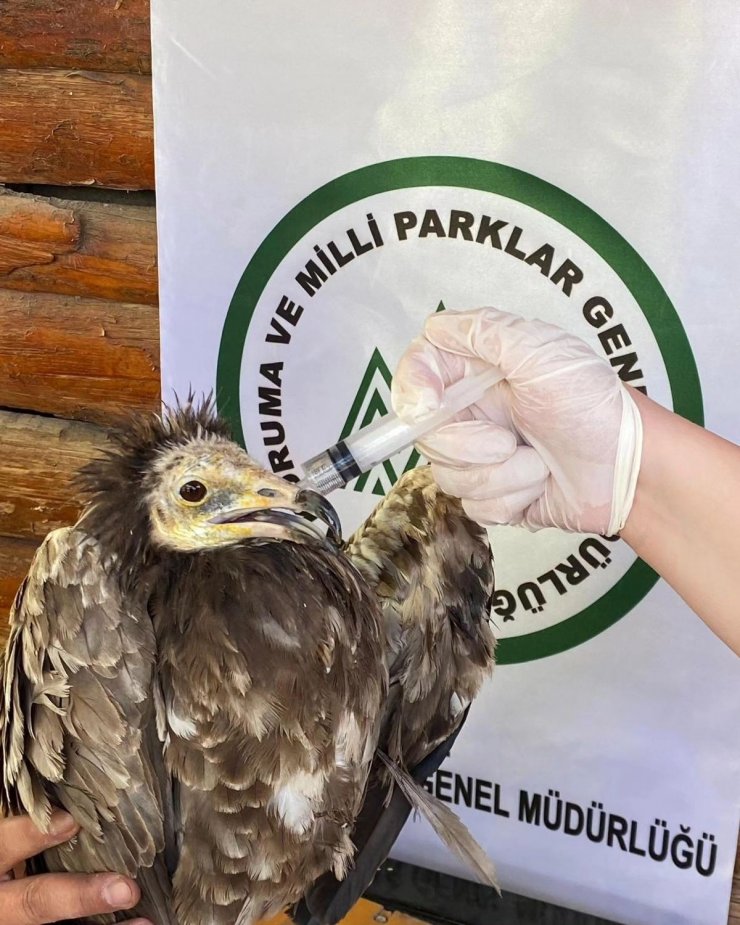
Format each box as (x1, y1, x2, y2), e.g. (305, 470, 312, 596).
(219, 158, 702, 662)
(339, 348, 422, 496)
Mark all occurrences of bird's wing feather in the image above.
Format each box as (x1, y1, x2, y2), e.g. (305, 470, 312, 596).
(292, 709, 469, 925)
(296, 467, 497, 923)
(347, 465, 495, 765)
(0, 526, 175, 923)
(376, 751, 498, 889)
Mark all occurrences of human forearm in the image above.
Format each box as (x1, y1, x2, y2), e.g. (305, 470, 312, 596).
(394, 308, 740, 653)
(621, 389, 740, 655)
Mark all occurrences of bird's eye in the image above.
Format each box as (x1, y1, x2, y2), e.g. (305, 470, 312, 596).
(179, 480, 208, 504)
(257, 488, 278, 498)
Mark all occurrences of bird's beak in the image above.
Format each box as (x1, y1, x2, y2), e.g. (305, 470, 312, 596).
(209, 478, 342, 545)
(294, 488, 343, 544)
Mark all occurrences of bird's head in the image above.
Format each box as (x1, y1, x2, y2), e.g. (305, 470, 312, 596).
(145, 438, 340, 552)
(78, 399, 341, 562)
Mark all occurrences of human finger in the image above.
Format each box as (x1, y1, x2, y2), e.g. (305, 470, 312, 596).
(429, 447, 549, 502)
(424, 306, 594, 384)
(461, 483, 549, 526)
(0, 813, 79, 876)
(0, 872, 140, 925)
(392, 334, 490, 420)
(417, 420, 517, 466)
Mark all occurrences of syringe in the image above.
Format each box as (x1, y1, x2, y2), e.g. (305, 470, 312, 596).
(299, 366, 504, 495)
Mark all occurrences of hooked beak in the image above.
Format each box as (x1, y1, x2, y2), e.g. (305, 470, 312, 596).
(209, 484, 342, 545)
(294, 488, 342, 544)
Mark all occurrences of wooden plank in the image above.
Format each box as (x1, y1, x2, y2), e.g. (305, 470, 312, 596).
(261, 900, 429, 924)
(0, 188, 158, 304)
(0, 411, 107, 541)
(733, 856, 740, 925)
(0, 0, 151, 74)
(0, 537, 39, 647)
(0, 290, 159, 424)
(0, 69, 153, 188)
(381, 912, 432, 925)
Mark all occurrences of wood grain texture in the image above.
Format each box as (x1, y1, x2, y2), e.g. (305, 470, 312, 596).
(0, 188, 158, 303)
(0, 290, 159, 423)
(0, 411, 107, 541)
(0, 69, 153, 188)
(731, 849, 740, 925)
(0, 0, 151, 73)
(0, 537, 39, 647)
(264, 900, 426, 924)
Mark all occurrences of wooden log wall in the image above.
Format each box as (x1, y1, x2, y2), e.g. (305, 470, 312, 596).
(0, 3, 737, 922)
(0, 1, 158, 624)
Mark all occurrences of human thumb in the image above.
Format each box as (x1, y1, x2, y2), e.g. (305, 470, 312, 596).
(392, 333, 490, 421)
(392, 336, 448, 420)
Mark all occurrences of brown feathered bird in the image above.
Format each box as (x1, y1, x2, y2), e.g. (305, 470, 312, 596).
(295, 466, 497, 925)
(0, 402, 496, 925)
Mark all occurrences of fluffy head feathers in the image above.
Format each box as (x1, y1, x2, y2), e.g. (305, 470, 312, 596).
(77, 397, 338, 575)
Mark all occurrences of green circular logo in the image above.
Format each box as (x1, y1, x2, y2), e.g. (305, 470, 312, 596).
(217, 156, 703, 664)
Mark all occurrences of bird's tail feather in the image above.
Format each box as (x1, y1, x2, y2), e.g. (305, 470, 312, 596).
(292, 774, 413, 925)
(292, 711, 485, 925)
(377, 752, 499, 893)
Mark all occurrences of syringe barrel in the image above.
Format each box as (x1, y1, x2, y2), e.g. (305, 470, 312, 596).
(343, 415, 416, 473)
(300, 417, 419, 494)
(341, 365, 504, 472)
(299, 365, 504, 495)
(299, 441, 363, 494)
(299, 451, 345, 494)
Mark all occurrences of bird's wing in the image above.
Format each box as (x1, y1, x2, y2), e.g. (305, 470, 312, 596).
(291, 715, 468, 925)
(294, 466, 496, 923)
(347, 465, 495, 766)
(0, 526, 175, 923)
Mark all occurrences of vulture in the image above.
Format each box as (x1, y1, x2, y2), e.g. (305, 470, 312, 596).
(0, 401, 497, 925)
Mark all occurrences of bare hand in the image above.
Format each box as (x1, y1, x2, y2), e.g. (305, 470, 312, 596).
(0, 811, 150, 925)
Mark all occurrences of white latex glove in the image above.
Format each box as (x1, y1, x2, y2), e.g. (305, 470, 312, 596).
(392, 307, 643, 535)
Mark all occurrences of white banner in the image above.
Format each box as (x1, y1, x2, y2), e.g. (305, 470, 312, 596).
(151, 4, 740, 923)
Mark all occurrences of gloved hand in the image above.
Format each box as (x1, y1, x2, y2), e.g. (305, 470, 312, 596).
(392, 307, 643, 535)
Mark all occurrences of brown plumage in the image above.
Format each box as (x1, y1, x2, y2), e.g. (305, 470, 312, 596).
(347, 467, 495, 768)
(295, 468, 496, 925)
(0, 402, 495, 925)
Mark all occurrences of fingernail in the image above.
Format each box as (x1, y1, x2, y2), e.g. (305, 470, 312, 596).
(426, 311, 461, 332)
(102, 877, 136, 909)
(49, 811, 78, 837)
(425, 311, 472, 348)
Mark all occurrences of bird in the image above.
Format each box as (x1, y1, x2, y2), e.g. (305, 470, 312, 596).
(294, 466, 496, 925)
(0, 400, 496, 925)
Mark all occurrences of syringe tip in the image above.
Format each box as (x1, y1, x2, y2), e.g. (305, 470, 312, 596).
(299, 450, 347, 495)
